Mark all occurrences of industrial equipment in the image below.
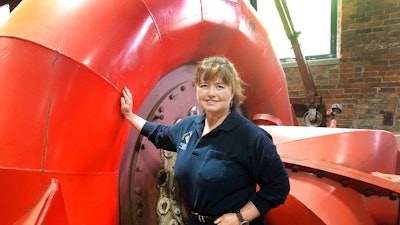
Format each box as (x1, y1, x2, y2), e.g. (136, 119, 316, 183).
(274, 0, 323, 127)
(0, 0, 398, 224)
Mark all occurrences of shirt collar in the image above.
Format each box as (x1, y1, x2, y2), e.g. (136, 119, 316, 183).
(194, 108, 240, 132)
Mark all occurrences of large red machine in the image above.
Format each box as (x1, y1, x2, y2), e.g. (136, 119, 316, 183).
(0, 0, 398, 224)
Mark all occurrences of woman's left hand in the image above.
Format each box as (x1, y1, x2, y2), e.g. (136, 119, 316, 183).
(213, 213, 239, 225)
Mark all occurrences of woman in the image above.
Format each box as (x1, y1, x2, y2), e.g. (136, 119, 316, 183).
(120, 56, 290, 225)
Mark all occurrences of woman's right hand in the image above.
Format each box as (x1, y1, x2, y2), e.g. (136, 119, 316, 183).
(120, 87, 134, 118)
(120, 87, 147, 131)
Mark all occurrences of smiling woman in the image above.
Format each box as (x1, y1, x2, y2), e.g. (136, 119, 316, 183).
(0, 0, 295, 224)
(120, 56, 290, 225)
(194, 57, 245, 110)
(194, 59, 236, 135)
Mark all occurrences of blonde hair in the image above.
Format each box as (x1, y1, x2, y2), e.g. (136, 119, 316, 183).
(194, 56, 246, 108)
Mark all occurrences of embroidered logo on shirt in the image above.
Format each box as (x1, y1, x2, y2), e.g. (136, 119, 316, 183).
(179, 131, 192, 150)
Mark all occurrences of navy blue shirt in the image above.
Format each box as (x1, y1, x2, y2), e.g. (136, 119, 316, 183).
(141, 108, 289, 217)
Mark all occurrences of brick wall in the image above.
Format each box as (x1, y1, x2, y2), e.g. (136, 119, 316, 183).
(285, 0, 400, 133)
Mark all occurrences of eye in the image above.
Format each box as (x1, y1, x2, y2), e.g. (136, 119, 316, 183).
(199, 83, 209, 89)
(216, 84, 225, 90)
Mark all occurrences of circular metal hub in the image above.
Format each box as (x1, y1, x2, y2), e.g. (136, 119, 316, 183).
(120, 65, 200, 225)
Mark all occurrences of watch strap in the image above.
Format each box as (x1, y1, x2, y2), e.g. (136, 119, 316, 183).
(236, 211, 245, 222)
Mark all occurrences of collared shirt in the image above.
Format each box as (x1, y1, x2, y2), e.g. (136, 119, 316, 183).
(141, 108, 289, 217)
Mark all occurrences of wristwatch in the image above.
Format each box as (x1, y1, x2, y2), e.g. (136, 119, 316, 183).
(236, 211, 250, 225)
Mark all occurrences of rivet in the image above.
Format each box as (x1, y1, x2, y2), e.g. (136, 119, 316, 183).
(136, 200, 143, 207)
(136, 209, 143, 217)
(169, 94, 175, 100)
(316, 171, 324, 178)
(158, 107, 164, 112)
(180, 85, 186, 91)
(291, 165, 298, 172)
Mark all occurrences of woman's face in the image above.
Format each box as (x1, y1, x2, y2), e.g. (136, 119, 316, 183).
(196, 77, 233, 116)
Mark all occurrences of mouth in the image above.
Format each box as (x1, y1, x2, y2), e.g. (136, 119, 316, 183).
(205, 99, 217, 103)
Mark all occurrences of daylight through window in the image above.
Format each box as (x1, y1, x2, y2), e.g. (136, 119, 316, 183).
(255, 0, 337, 61)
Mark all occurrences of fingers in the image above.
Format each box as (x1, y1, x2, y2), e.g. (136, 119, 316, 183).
(213, 213, 237, 225)
(122, 87, 133, 103)
(122, 87, 132, 99)
(213, 217, 222, 224)
(121, 87, 134, 116)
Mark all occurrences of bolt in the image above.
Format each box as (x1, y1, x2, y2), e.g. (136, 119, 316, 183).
(136, 200, 143, 207)
(341, 179, 349, 187)
(135, 187, 142, 195)
(174, 208, 181, 215)
(153, 114, 164, 120)
(389, 192, 399, 200)
(364, 189, 373, 197)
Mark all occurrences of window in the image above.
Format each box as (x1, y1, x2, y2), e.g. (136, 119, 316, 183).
(253, 0, 337, 61)
(0, 4, 10, 25)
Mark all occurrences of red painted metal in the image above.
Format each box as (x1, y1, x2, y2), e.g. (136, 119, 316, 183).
(265, 171, 399, 225)
(0, 0, 398, 225)
(260, 125, 400, 225)
(14, 179, 68, 225)
(0, 0, 293, 224)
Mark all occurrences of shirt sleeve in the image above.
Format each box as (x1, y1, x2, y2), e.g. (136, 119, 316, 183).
(140, 121, 179, 152)
(249, 130, 290, 215)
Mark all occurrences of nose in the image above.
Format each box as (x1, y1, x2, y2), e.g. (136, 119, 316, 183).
(207, 86, 217, 96)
